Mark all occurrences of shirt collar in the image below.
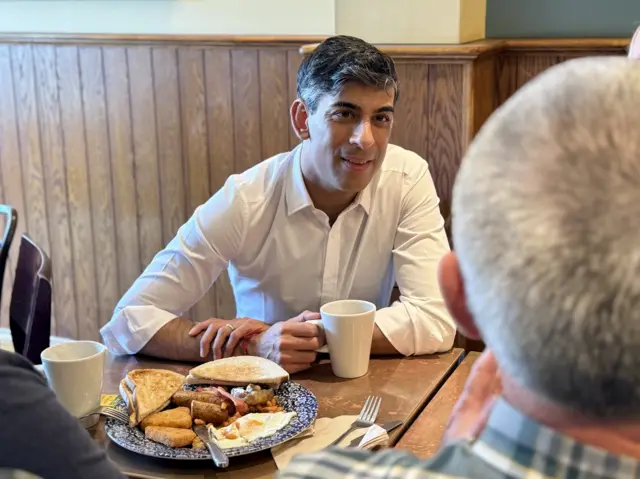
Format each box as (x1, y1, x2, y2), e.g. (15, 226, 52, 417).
(286, 145, 314, 216)
(474, 398, 640, 478)
(286, 144, 374, 217)
(353, 178, 373, 215)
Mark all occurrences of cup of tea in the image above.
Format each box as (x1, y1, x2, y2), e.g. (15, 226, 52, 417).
(310, 299, 376, 379)
(40, 340, 106, 427)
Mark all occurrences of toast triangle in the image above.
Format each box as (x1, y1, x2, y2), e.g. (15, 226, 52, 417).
(125, 369, 185, 425)
(119, 379, 137, 427)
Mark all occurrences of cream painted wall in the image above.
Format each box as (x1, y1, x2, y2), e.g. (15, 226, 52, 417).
(0, 0, 335, 35)
(336, 0, 463, 44)
(459, 0, 487, 43)
(336, 0, 486, 43)
(0, 0, 485, 43)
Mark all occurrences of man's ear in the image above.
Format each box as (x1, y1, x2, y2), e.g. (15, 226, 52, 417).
(290, 99, 310, 140)
(629, 26, 640, 59)
(438, 252, 481, 340)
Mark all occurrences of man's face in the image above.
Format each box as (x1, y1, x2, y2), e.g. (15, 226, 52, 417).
(304, 82, 395, 194)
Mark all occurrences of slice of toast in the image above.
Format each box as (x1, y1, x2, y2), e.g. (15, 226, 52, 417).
(124, 369, 185, 425)
(188, 356, 289, 387)
(119, 379, 137, 427)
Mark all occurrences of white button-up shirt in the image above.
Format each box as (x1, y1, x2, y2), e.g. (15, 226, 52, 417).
(101, 144, 455, 356)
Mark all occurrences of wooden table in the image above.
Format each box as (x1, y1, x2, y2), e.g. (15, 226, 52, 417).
(90, 349, 464, 478)
(395, 351, 480, 459)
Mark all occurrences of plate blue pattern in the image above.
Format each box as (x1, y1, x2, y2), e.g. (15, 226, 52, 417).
(104, 381, 317, 461)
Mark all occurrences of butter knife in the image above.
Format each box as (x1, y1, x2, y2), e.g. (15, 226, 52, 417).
(194, 424, 229, 468)
(347, 420, 403, 448)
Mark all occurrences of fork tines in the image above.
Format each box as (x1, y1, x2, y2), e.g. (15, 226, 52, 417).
(359, 395, 382, 423)
(101, 406, 129, 424)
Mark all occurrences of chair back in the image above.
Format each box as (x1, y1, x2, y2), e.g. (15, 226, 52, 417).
(10, 235, 52, 364)
(0, 205, 17, 304)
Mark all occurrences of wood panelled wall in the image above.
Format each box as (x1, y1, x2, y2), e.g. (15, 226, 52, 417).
(0, 39, 306, 339)
(0, 35, 628, 340)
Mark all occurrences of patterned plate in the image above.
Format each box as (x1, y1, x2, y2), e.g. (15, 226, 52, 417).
(104, 381, 318, 461)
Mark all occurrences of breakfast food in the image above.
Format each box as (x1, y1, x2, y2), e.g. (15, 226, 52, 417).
(190, 399, 230, 426)
(117, 358, 297, 451)
(144, 426, 196, 448)
(186, 356, 289, 387)
(119, 379, 136, 425)
(209, 412, 297, 449)
(120, 369, 186, 427)
(172, 390, 235, 414)
(140, 407, 192, 432)
(192, 436, 205, 450)
(207, 386, 249, 415)
(230, 384, 275, 406)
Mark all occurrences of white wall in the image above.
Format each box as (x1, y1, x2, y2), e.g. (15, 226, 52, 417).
(0, 0, 335, 35)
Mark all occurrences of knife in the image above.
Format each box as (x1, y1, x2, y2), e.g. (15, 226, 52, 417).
(194, 424, 229, 468)
(347, 420, 403, 448)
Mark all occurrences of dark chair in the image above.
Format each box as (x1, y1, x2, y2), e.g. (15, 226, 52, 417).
(10, 234, 52, 365)
(0, 205, 18, 305)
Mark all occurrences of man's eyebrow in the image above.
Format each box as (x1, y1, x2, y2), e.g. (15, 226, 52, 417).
(331, 101, 360, 110)
(329, 102, 395, 114)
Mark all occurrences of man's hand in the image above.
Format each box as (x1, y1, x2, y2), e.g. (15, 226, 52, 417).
(441, 349, 502, 446)
(189, 317, 269, 360)
(247, 311, 325, 373)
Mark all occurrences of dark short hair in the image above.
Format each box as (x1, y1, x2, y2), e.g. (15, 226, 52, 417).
(297, 35, 399, 113)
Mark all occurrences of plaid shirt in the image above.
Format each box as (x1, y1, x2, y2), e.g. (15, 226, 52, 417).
(277, 399, 640, 478)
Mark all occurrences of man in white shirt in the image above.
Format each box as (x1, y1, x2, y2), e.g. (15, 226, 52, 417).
(100, 35, 455, 372)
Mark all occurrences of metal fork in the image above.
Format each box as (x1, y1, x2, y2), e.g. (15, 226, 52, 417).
(80, 406, 129, 424)
(329, 395, 382, 446)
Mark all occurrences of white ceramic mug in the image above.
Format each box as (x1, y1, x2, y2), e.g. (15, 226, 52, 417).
(310, 299, 376, 379)
(40, 340, 106, 427)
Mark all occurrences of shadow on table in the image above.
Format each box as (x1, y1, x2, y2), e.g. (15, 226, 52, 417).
(106, 441, 277, 478)
(292, 357, 353, 383)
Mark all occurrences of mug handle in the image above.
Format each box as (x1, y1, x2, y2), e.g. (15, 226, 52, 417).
(306, 319, 329, 353)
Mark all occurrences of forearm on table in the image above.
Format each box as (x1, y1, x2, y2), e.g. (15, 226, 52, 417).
(139, 317, 212, 362)
(371, 324, 400, 355)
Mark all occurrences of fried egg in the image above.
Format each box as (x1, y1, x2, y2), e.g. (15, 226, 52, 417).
(208, 412, 297, 449)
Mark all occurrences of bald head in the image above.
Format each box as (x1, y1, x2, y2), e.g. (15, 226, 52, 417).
(453, 57, 640, 419)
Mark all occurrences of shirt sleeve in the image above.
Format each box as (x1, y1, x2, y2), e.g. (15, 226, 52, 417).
(0, 351, 125, 479)
(375, 164, 456, 356)
(100, 179, 248, 355)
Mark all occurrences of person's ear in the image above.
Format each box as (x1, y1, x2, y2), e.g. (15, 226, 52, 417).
(290, 99, 310, 140)
(438, 252, 481, 340)
(629, 26, 640, 59)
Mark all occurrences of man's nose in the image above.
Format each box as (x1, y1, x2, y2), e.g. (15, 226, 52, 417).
(350, 121, 374, 149)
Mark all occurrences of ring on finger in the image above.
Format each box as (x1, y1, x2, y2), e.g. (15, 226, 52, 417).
(225, 323, 235, 332)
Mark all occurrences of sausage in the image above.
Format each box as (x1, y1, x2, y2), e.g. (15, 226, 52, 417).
(244, 389, 275, 406)
(191, 400, 230, 426)
(216, 387, 249, 415)
(172, 391, 236, 415)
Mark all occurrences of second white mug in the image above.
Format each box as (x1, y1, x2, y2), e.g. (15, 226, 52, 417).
(40, 340, 106, 427)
